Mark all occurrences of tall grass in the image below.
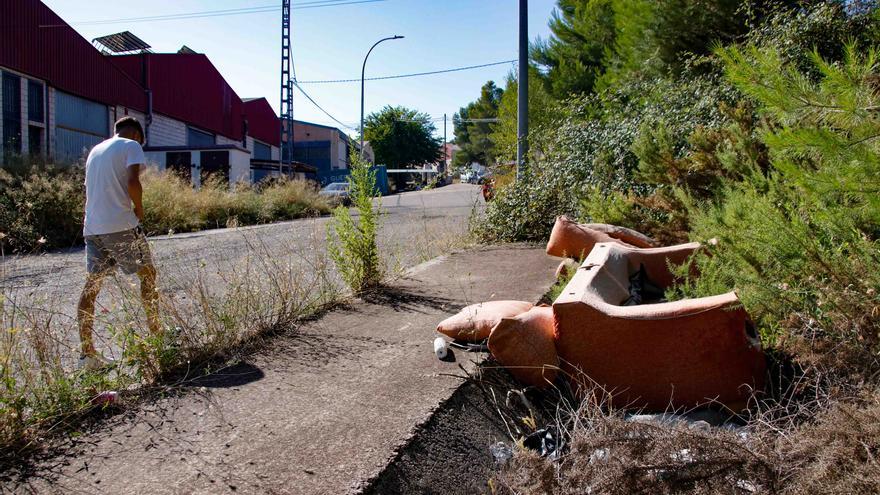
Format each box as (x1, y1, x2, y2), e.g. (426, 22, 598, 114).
(0, 227, 340, 456)
(0, 158, 85, 253)
(0, 162, 330, 252)
(0, 195, 477, 458)
(141, 170, 330, 235)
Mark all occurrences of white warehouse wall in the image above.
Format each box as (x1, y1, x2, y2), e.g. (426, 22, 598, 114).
(229, 148, 251, 186)
(149, 113, 186, 147)
(215, 134, 241, 147)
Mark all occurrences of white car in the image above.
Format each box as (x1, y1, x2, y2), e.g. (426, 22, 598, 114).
(319, 182, 351, 205)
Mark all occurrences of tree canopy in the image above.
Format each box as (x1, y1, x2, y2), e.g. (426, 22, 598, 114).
(531, 0, 616, 98)
(491, 67, 554, 164)
(452, 81, 503, 168)
(362, 106, 441, 169)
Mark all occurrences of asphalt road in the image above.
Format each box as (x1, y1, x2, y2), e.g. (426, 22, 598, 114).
(0, 183, 483, 361)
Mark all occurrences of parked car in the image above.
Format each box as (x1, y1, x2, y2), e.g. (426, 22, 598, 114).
(319, 182, 351, 206)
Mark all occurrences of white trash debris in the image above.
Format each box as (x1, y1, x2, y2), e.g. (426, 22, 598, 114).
(433, 337, 448, 359)
(490, 442, 513, 465)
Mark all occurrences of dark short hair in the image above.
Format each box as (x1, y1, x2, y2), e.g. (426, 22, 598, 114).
(115, 116, 144, 137)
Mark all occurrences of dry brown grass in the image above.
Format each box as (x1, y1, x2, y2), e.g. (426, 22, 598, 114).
(0, 204, 476, 458)
(142, 170, 330, 235)
(0, 225, 340, 456)
(492, 367, 880, 495)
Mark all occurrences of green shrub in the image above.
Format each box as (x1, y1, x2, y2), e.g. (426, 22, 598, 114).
(0, 158, 85, 252)
(673, 43, 880, 376)
(747, 1, 880, 75)
(327, 152, 382, 293)
(478, 73, 737, 242)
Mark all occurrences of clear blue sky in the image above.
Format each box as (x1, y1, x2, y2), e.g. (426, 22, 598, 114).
(42, 0, 558, 139)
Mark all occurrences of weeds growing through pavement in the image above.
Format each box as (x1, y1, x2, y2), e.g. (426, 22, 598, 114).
(0, 187, 476, 459)
(327, 151, 383, 294)
(0, 225, 340, 457)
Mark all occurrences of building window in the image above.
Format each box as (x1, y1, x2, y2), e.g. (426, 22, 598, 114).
(253, 141, 271, 160)
(166, 151, 192, 182)
(200, 150, 229, 184)
(293, 144, 330, 162)
(28, 126, 42, 156)
(2, 72, 22, 154)
(187, 127, 215, 147)
(28, 80, 44, 123)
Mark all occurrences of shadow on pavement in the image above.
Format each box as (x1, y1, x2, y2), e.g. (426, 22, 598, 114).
(358, 284, 459, 314)
(179, 361, 266, 389)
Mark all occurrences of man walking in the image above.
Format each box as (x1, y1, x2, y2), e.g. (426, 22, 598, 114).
(78, 116, 161, 370)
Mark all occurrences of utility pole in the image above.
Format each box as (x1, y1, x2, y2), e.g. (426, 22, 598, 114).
(517, 0, 528, 180)
(443, 113, 447, 182)
(279, 0, 294, 176)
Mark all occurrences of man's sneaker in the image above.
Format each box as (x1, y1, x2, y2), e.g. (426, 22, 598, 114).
(78, 353, 116, 371)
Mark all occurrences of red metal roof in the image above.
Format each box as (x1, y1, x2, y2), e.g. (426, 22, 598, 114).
(0, 0, 146, 110)
(111, 53, 244, 140)
(243, 98, 280, 147)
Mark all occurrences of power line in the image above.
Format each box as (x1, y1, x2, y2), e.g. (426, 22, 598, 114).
(292, 82, 357, 130)
(41, 0, 385, 27)
(295, 60, 517, 84)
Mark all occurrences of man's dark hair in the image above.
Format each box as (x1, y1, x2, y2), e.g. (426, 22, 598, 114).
(115, 116, 144, 137)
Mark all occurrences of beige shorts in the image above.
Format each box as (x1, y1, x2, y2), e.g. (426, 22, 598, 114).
(84, 226, 153, 275)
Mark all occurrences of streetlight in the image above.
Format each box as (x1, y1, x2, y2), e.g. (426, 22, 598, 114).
(360, 35, 404, 158)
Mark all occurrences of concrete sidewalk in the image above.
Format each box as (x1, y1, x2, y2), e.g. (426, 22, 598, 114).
(13, 245, 557, 494)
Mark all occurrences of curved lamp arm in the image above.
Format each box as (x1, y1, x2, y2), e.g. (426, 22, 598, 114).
(360, 35, 404, 156)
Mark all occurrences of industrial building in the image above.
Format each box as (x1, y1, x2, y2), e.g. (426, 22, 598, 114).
(291, 119, 374, 186)
(0, 0, 374, 186)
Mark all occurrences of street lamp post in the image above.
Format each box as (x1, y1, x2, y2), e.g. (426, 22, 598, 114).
(360, 35, 404, 158)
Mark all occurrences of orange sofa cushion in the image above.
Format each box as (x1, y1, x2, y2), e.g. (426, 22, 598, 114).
(488, 306, 559, 388)
(581, 223, 657, 249)
(436, 300, 533, 342)
(546, 216, 660, 260)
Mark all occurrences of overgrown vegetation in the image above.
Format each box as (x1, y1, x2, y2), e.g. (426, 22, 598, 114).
(0, 157, 85, 253)
(0, 160, 330, 253)
(1, 229, 339, 456)
(327, 151, 383, 294)
(457, 0, 880, 492)
(141, 170, 329, 235)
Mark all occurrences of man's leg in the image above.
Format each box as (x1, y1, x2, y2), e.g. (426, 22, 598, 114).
(77, 273, 105, 357)
(137, 263, 161, 337)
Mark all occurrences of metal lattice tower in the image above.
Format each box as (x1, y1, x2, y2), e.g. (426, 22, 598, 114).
(279, 0, 294, 175)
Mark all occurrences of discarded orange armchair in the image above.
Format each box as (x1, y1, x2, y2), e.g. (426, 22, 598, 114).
(546, 216, 658, 259)
(552, 242, 766, 411)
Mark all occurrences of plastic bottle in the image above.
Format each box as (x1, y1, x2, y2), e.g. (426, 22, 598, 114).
(433, 337, 448, 359)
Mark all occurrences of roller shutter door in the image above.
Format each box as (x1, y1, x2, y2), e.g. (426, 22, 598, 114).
(55, 91, 108, 162)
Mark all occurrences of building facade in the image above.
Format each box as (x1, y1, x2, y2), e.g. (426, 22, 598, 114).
(289, 119, 373, 186)
(0, 0, 329, 185)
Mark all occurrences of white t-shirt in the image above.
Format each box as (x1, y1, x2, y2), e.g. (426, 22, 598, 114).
(83, 135, 146, 236)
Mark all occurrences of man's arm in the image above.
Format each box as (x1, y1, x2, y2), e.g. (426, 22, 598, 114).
(127, 164, 144, 222)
